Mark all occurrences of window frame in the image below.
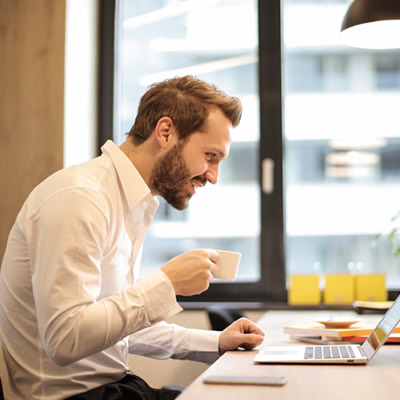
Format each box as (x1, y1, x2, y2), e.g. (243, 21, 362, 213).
(98, 0, 116, 148)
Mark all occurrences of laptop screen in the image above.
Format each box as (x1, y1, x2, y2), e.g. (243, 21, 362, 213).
(361, 294, 400, 360)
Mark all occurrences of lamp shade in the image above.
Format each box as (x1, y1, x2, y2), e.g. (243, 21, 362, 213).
(341, 0, 400, 49)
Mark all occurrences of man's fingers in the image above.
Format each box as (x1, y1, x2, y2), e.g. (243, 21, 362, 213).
(207, 249, 219, 264)
(209, 261, 220, 278)
(239, 333, 265, 349)
(236, 318, 265, 336)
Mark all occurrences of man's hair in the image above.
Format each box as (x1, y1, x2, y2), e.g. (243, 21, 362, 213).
(128, 75, 242, 144)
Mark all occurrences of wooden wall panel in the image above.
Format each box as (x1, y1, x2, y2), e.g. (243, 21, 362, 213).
(0, 0, 66, 262)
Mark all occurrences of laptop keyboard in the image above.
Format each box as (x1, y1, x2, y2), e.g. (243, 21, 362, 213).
(304, 345, 356, 360)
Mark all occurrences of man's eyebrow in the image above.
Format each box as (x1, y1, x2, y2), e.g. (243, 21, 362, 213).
(209, 148, 228, 159)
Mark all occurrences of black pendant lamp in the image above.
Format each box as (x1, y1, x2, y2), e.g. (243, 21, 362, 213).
(341, 0, 400, 49)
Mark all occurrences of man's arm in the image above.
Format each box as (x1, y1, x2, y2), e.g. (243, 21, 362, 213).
(128, 321, 221, 364)
(127, 318, 264, 364)
(27, 189, 181, 366)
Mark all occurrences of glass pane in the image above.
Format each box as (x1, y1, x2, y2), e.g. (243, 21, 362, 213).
(115, 0, 260, 282)
(282, 0, 400, 288)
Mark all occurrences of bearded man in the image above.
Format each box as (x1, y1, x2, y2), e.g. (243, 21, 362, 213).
(0, 76, 264, 400)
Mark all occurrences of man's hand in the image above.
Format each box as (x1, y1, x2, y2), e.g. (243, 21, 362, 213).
(161, 249, 219, 296)
(218, 318, 265, 355)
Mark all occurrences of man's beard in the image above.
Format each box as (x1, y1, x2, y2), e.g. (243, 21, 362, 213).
(150, 141, 196, 210)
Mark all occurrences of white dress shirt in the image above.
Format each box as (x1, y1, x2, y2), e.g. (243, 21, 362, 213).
(0, 141, 220, 400)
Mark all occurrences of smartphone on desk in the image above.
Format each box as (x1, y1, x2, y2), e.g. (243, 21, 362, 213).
(203, 375, 287, 386)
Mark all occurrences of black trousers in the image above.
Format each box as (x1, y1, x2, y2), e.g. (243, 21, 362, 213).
(65, 374, 182, 400)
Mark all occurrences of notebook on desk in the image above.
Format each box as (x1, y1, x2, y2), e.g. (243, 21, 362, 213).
(254, 294, 400, 365)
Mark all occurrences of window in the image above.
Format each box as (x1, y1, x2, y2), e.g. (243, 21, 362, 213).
(375, 54, 400, 90)
(100, 0, 400, 303)
(282, 0, 400, 290)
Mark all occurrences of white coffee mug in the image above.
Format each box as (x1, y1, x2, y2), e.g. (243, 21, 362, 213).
(213, 250, 241, 281)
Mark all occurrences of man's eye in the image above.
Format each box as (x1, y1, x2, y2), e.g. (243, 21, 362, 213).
(206, 153, 217, 161)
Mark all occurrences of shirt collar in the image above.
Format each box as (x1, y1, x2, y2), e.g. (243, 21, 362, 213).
(101, 140, 158, 210)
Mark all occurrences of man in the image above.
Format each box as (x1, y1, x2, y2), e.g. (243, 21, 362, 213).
(0, 76, 264, 399)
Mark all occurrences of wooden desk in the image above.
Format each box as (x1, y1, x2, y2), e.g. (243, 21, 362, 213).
(178, 310, 400, 400)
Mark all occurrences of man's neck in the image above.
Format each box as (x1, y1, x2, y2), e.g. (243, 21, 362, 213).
(119, 137, 156, 187)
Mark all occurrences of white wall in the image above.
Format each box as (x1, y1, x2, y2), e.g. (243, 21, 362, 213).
(64, 0, 98, 167)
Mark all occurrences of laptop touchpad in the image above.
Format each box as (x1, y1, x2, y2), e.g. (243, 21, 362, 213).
(259, 346, 302, 359)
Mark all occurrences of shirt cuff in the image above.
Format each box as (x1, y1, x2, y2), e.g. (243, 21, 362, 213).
(189, 328, 220, 351)
(185, 328, 221, 364)
(135, 269, 183, 323)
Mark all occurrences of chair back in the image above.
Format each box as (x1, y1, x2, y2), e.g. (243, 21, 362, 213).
(206, 305, 244, 331)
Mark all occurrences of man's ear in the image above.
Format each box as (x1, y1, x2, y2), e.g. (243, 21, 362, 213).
(155, 116, 174, 148)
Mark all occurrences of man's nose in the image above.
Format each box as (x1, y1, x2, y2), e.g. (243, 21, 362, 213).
(205, 164, 219, 184)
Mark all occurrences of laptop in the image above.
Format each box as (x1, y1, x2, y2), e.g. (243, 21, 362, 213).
(254, 294, 400, 365)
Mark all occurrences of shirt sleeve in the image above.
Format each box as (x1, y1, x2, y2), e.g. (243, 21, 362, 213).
(24, 188, 182, 367)
(128, 321, 221, 365)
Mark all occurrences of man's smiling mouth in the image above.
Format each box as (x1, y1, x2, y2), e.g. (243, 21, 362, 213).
(190, 177, 207, 193)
